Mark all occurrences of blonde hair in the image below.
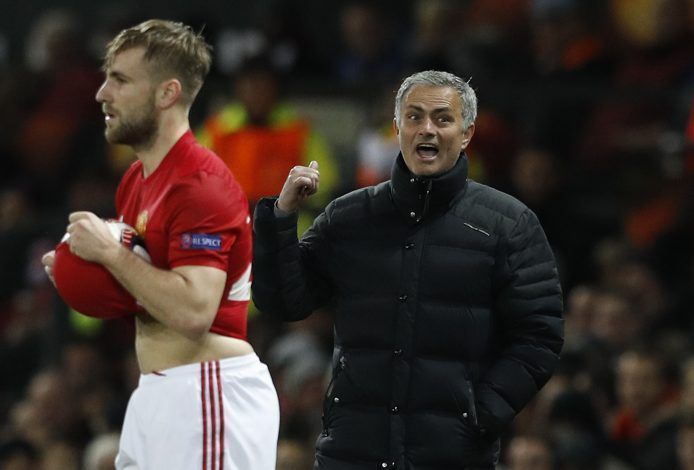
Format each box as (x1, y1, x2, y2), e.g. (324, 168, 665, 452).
(103, 19, 212, 106)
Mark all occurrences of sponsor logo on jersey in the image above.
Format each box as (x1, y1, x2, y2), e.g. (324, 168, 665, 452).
(180, 233, 222, 250)
(136, 210, 149, 236)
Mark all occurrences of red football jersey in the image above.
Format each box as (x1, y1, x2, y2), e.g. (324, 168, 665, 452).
(116, 130, 252, 340)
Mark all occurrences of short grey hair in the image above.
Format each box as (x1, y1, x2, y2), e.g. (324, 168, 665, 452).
(394, 70, 477, 128)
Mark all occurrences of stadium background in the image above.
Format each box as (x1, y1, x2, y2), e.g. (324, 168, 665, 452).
(0, 0, 693, 468)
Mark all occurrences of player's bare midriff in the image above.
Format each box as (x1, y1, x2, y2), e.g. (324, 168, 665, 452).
(134, 314, 254, 374)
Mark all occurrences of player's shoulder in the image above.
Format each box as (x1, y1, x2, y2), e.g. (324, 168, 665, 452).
(174, 138, 237, 185)
(169, 139, 246, 204)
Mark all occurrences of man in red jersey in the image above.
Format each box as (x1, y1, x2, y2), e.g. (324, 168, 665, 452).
(41, 20, 279, 470)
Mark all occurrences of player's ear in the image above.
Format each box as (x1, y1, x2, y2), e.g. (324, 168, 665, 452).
(460, 123, 475, 150)
(158, 79, 182, 109)
(393, 118, 400, 136)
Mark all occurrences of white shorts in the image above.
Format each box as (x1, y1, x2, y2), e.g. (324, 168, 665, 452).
(115, 354, 279, 470)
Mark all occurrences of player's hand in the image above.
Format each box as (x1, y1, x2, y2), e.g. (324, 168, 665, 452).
(66, 211, 121, 265)
(276, 161, 320, 213)
(41, 250, 56, 286)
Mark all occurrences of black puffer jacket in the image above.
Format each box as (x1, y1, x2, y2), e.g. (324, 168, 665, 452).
(253, 154, 563, 470)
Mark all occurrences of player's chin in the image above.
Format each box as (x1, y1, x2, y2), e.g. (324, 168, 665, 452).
(103, 130, 120, 145)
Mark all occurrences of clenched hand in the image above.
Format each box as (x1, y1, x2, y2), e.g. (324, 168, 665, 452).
(276, 161, 320, 213)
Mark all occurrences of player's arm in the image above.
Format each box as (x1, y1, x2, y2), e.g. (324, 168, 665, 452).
(66, 211, 224, 339)
(109, 250, 224, 339)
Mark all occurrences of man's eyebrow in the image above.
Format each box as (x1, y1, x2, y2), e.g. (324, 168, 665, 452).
(432, 106, 454, 113)
(107, 69, 130, 81)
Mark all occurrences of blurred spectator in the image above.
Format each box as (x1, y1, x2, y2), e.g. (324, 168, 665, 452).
(592, 238, 637, 287)
(623, 175, 686, 251)
(82, 432, 119, 470)
(198, 55, 339, 232)
(464, 107, 519, 187)
(0, 438, 38, 470)
(40, 440, 80, 470)
(254, 2, 328, 78)
(265, 312, 331, 444)
(506, 434, 554, 470)
(210, 4, 326, 81)
(276, 437, 314, 470)
(522, 0, 615, 187)
(0, 287, 53, 414)
(60, 341, 124, 436)
(610, 347, 680, 469)
(591, 239, 675, 332)
(681, 357, 694, 412)
(333, 2, 403, 86)
(577, 0, 692, 167)
(9, 9, 104, 210)
(647, 183, 694, 333)
(547, 389, 619, 469)
(457, 0, 534, 80)
(405, 0, 466, 73)
(529, 0, 611, 77)
(509, 146, 561, 209)
(608, 0, 693, 87)
(354, 120, 399, 187)
(589, 289, 642, 353)
(686, 96, 694, 175)
(611, 258, 673, 333)
(354, 85, 400, 187)
(562, 284, 597, 342)
(677, 411, 694, 470)
(8, 369, 85, 450)
(507, 146, 587, 287)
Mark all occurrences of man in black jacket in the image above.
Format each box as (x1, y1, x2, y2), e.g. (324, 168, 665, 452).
(253, 70, 564, 469)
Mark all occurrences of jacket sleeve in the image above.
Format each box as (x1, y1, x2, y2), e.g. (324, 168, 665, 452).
(475, 208, 564, 436)
(252, 197, 334, 321)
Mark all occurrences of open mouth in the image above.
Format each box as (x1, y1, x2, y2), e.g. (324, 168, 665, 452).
(103, 108, 117, 123)
(416, 143, 439, 159)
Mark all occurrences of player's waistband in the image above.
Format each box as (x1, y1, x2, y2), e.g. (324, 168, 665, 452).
(139, 353, 259, 385)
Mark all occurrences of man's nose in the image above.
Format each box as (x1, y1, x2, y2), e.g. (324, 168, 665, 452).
(95, 81, 109, 103)
(419, 118, 435, 135)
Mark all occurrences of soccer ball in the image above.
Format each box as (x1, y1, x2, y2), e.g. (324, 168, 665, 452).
(53, 220, 150, 319)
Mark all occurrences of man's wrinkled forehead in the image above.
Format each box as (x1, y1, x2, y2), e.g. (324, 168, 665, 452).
(403, 86, 460, 110)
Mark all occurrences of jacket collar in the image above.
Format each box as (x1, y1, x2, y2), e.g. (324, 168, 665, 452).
(389, 152, 469, 223)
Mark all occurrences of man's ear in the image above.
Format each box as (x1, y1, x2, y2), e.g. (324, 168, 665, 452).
(157, 79, 182, 109)
(461, 123, 475, 150)
(392, 118, 400, 136)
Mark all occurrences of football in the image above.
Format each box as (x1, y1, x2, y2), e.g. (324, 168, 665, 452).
(53, 220, 150, 319)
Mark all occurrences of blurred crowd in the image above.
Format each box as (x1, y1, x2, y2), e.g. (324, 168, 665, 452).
(0, 0, 693, 469)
